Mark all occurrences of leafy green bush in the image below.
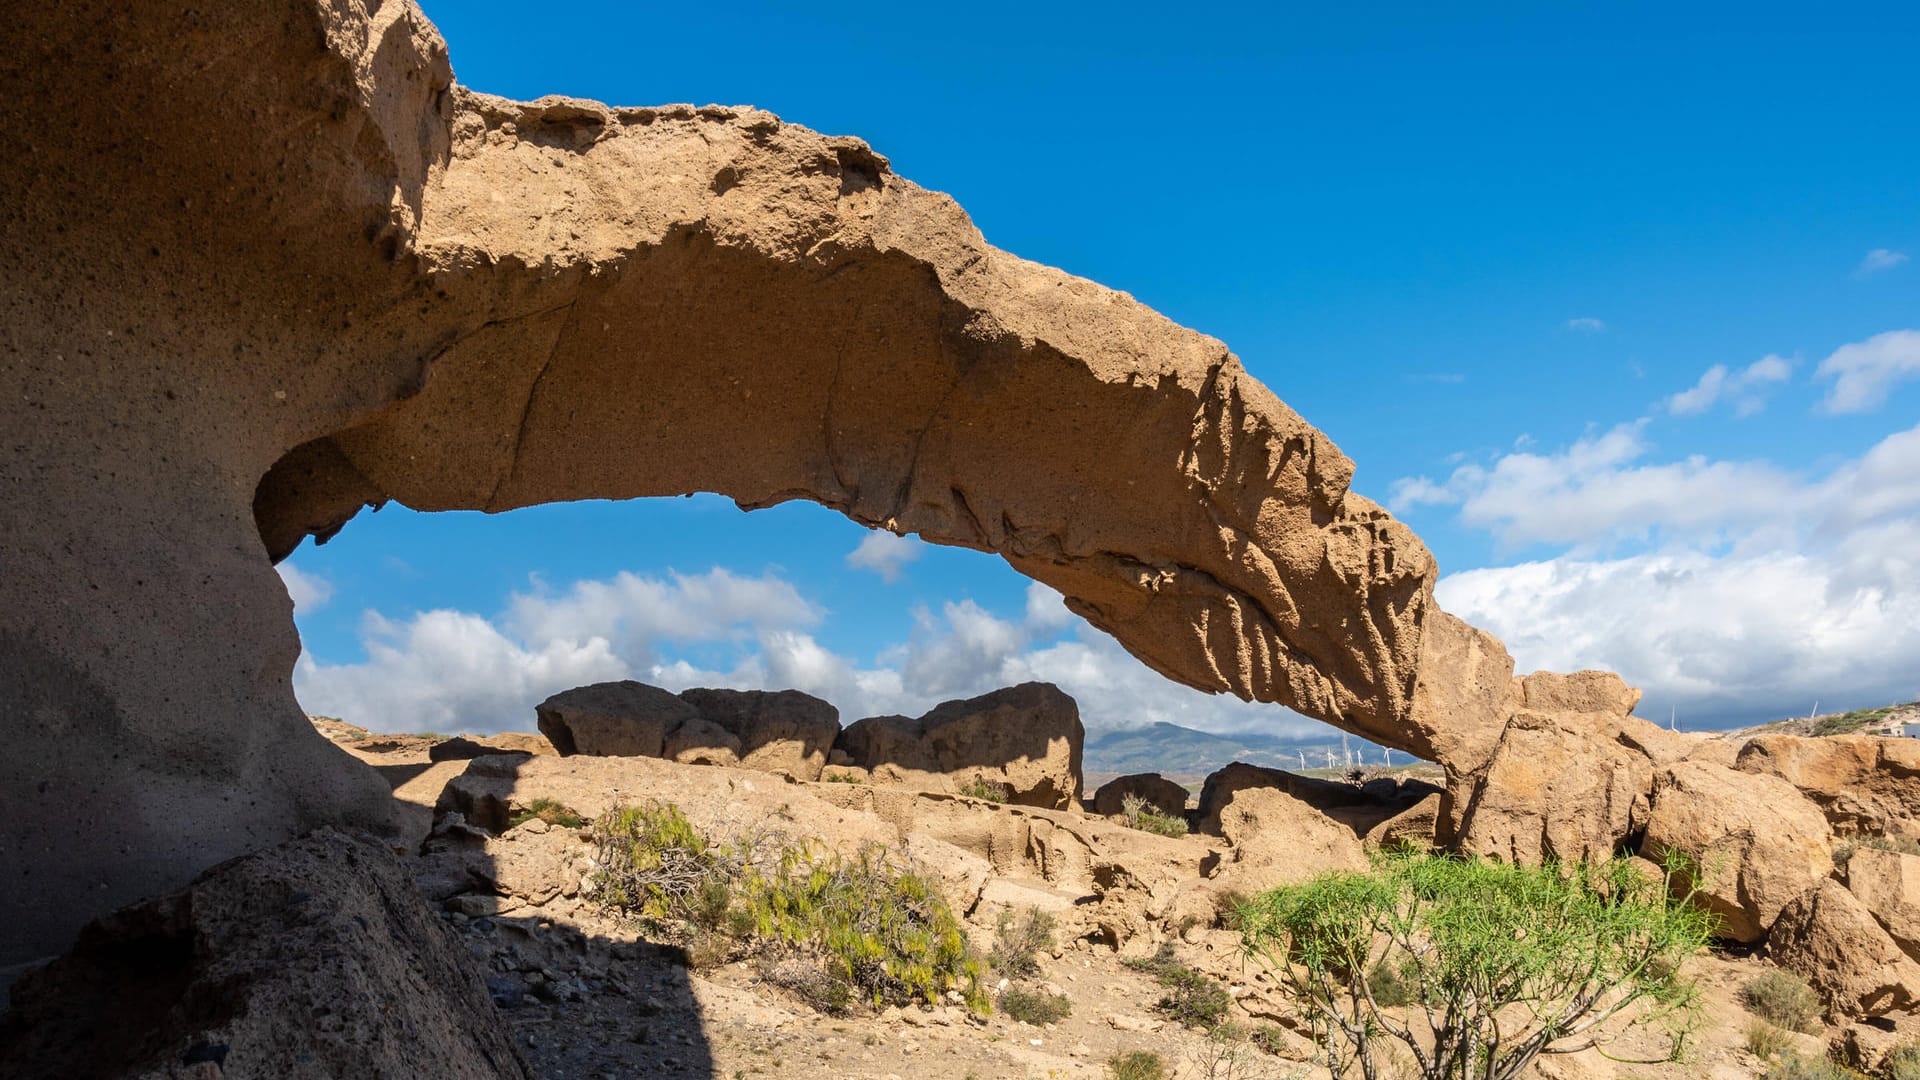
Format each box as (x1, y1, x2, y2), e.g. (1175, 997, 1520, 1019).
(1000, 986, 1071, 1025)
(1743, 969, 1824, 1033)
(1107, 1050, 1167, 1080)
(590, 801, 987, 1014)
(1123, 943, 1232, 1029)
(1120, 793, 1190, 837)
(1236, 849, 1712, 1080)
(508, 797, 585, 830)
(1365, 955, 1414, 1007)
(989, 906, 1056, 979)
(1763, 1051, 1866, 1079)
(1813, 706, 1895, 736)
(957, 776, 1009, 803)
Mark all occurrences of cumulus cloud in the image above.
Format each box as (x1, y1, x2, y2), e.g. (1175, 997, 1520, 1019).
(845, 529, 923, 582)
(1664, 356, 1792, 417)
(293, 563, 1324, 738)
(1816, 329, 1920, 413)
(1854, 249, 1910, 279)
(277, 562, 333, 611)
(1565, 317, 1607, 334)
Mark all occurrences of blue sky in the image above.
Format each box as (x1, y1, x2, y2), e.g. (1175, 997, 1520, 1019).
(281, 2, 1920, 742)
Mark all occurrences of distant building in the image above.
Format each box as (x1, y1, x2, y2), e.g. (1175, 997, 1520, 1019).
(1904, 723, 1920, 739)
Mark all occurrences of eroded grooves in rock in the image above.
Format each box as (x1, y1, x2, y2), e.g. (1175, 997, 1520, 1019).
(1, 0, 1529, 964)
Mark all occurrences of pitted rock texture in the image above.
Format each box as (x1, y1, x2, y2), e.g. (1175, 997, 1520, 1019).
(0, 830, 529, 1079)
(0, 0, 1568, 961)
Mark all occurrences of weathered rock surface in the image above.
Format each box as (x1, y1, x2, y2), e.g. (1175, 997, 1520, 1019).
(1736, 734, 1920, 837)
(1364, 792, 1444, 851)
(1205, 786, 1368, 896)
(662, 715, 743, 767)
(677, 688, 839, 780)
(1642, 761, 1835, 942)
(0, 830, 528, 1079)
(1848, 847, 1920, 960)
(537, 681, 696, 758)
(838, 683, 1084, 808)
(1196, 761, 1431, 838)
(1769, 880, 1920, 1019)
(1092, 774, 1191, 817)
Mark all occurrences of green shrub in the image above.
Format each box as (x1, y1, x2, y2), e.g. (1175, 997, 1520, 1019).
(822, 769, 866, 784)
(1123, 943, 1232, 1029)
(1364, 954, 1415, 1007)
(1000, 986, 1071, 1025)
(1763, 1051, 1866, 1079)
(1107, 1050, 1167, 1080)
(1120, 793, 1190, 838)
(1812, 707, 1895, 737)
(957, 776, 1009, 803)
(1887, 1043, 1920, 1080)
(508, 797, 584, 830)
(1743, 969, 1824, 1034)
(1236, 849, 1712, 1080)
(989, 907, 1056, 980)
(589, 801, 987, 1014)
(1248, 1024, 1290, 1056)
(1746, 1019, 1792, 1061)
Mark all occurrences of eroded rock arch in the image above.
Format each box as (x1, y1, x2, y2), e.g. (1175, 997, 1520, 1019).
(1, 0, 1514, 964)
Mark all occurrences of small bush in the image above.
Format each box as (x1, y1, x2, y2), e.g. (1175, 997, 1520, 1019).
(1000, 986, 1071, 1025)
(822, 769, 866, 784)
(508, 797, 585, 830)
(590, 801, 986, 1014)
(1364, 955, 1416, 1007)
(1812, 707, 1895, 737)
(1763, 1051, 1866, 1079)
(1124, 944, 1232, 1029)
(1108, 1050, 1167, 1080)
(957, 776, 1009, 803)
(990, 907, 1056, 979)
(1248, 1024, 1290, 1056)
(1745, 1019, 1791, 1061)
(1887, 1043, 1920, 1080)
(1120, 793, 1191, 837)
(1744, 969, 1824, 1034)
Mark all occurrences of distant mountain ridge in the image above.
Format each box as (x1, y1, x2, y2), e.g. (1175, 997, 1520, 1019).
(1083, 721, 1400, 778)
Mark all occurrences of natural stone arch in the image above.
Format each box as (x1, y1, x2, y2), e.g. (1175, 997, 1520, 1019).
(1, 0, 1514, 965)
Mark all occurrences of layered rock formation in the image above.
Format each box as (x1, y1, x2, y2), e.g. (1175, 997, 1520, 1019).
(837, 683, 1084, 808)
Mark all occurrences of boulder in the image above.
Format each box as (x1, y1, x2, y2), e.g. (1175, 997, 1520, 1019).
(475, 733, 557, 757)
(837, 683, 1084, 809)
(1207, 786, 1368, 895)
(1848, 847, 1920, 959)
(1736, 735, 1920, 837)
(0, 830, 528, 1079)
(677, 688, 839, 780)
(1196, 762, 1382, 835)
(1641, 761, 1834, 942)
(661, 714, 743, 767)
(430, 735, 526, 763)
(1769, 880, 1920, 1019)
(1364, 792, 1443, 851)
(536, 681, 695, 758)
(1092, 774, 1191, 817)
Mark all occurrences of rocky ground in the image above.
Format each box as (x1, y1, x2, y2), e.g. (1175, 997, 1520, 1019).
(319, 718, 1885, 1080)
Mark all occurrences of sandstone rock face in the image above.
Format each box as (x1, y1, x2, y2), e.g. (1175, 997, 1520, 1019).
(1195, 761, 1432, 839)
(0, 0, 1577, 960)
(1092, 774, 1191, 817)
(1642, 761, 1835, 942)
(676, 688, 839, 780)
(662, 715, 743, 767)
(1364, 792, 1444, 851)
(0, 830, 528, 1079)
(537, 681, 696, 758)
(1736, 735, 1920, 837)
(1207, 786, 1368, 896)
(1848, 847, 1920, 959)
(838, 684, 1084, 808)
(1769, 880, 1920, 1019)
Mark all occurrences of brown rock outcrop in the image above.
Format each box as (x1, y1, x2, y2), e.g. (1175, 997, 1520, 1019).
(1206, 786, 1369, 896)
(676, 688, 839, 780)
(1642, 760, 1835, 942)
(1848, 847, 1920, 960)
(536, 682, 839, 779)
(1196, 761, 1430, 838)
(1736, 734, 1920, 837)
(838, 683, 1084, 808)
(0, 830, 529, 1079)
(1092, 774, 1192, 817)
(1769, 880, 1920, 1019)
(537, 681, 696, 758)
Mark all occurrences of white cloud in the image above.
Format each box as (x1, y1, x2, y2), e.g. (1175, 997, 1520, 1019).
(1565, 317, 1607, 334)
(277, 562, 333, 611)
(1854, 249, 1910, 279)
(1439, 537, 1920, 728)
(1664, 355, 1792, 417)
(1816, 329, 1920, 414)
(504, 568, 818, 654)
(845, 529, 923, 583)
(1389, 418, 1920, 550)
(1024, 582, 1074, 631)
